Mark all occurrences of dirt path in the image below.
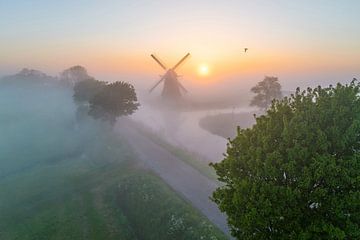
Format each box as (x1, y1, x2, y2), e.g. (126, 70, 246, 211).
(115, 119, 231, 237)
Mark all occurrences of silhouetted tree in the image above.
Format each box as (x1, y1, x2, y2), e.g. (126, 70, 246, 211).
(73, 78, 106, 103)
(89, 81, 140, 124)
(60, 65, 92, 87)
(212, 81, 360, 239)
(250, 76, 282, 109)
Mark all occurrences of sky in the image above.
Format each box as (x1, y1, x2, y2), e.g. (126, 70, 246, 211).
(0, 0, 359, 91)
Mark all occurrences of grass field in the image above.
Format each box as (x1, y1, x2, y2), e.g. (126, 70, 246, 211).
(0, 81, 227, 240)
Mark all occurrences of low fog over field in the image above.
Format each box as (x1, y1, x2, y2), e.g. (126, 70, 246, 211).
(0, 69, 229, 239)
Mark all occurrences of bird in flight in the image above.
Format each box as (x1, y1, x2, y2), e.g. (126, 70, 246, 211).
(244, 48, 248, 53)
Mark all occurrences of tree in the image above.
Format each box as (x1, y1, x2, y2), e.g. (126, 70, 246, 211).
(250, 76, 282, 109)
(60, 65, 93, 87)
(73, 78, 106, 103)
(89, 81, 140, 124)
(211, 81, 360, 239)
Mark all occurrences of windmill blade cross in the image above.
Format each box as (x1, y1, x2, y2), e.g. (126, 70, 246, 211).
(149, 75, 166, 93)
(151, 54, 167, 70)
(172, 53, 190, 70)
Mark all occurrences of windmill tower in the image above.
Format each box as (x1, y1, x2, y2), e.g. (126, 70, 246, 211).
(149, 53, 190, 100)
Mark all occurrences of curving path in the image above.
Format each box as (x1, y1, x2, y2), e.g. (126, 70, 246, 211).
(115, 119, 231, 238)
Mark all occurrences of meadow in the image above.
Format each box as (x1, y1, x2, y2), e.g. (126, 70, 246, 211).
(0, 79, 227, 240)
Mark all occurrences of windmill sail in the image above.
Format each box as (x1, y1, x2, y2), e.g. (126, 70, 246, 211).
(151, 54, 167, 70)
(172, 53, 190, 70)
(149, 75, 166, 93)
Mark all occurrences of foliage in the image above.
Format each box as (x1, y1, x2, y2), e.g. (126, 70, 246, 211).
(73, 78, 106, 103)
(250, 76, 282, 109)
(72, 79, 140, 124)
(117, 173, 227, 240)
(211, 81, 360, 239)
(88, 81, 140, 124)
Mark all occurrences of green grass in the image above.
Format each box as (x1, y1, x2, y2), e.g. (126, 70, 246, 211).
(0, 134, 135, 240)
(117, 171, 226, 240)
(0, 141, 227, 240)
(0, 83, 228, 240)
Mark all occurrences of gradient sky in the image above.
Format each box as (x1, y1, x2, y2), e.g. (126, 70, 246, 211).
(0, 0, 359, 90)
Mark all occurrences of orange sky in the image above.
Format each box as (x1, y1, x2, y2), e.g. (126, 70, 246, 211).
(1, 1, 359, 90)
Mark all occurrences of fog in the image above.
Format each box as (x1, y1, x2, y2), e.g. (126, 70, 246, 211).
(129, 99, 257, 162)
(0, 76, 116, 180)
(1, 65, 357, 238)
(2, 66, 355, 165)
(113, 70, 354, 162)
(0, 67, 257, 162)
(116, 71, 258, 162)
(0, 67, 263, 182)
(0, 68, 246, 237)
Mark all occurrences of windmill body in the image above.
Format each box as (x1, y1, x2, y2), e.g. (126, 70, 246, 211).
(149, 53, 190, 100)
(162, 69, 182, 99)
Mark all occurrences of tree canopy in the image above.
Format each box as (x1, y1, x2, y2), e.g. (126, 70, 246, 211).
(88, 81, 140, 124)
(60, 65, 93, 87)
(73, 78, 106, 103)
(250, 76, 282, 109)
(212, 81, 360, 239)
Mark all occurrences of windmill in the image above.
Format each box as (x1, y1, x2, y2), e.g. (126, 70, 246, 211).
(149, 53, 190, 99)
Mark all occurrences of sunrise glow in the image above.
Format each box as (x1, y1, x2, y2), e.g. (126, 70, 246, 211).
(198, 64, 209, 76)
(0, 1, 358, 87)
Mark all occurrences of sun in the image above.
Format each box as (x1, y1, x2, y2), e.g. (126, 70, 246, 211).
(198, 64, 209, 76)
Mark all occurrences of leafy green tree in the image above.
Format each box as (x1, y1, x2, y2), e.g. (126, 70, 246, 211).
(73, 78, 107, 103)
(250, 76, 282, 109)
(89, 81, 140, 124)
(211, 81, 360, 239)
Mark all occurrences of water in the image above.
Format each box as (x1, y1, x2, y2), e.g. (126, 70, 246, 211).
(130, 103, 256, 162)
